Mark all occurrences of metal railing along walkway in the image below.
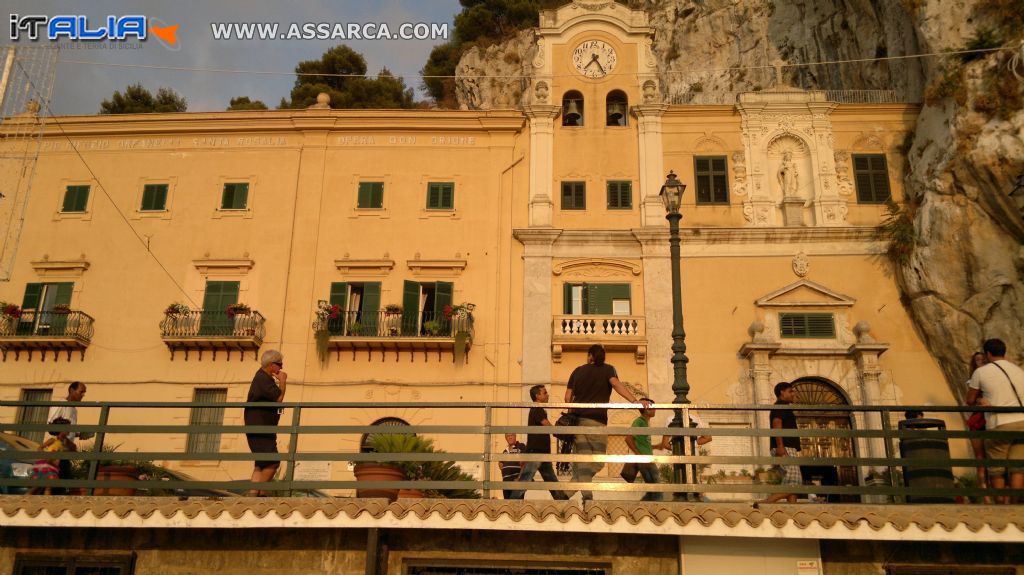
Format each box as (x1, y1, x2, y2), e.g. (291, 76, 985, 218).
(1, 400, 1022, 502)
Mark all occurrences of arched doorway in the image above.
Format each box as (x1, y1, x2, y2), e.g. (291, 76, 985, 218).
(359, 417, 412, 453)
(791, 378, 858, 500)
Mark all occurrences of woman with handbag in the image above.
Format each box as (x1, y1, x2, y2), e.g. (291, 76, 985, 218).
(966, 351, 991, 503)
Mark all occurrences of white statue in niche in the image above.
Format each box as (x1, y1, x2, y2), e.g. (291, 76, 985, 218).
(778, 151, 799, 199)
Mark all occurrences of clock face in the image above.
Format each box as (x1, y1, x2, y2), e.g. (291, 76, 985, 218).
(572, 40, 617, 79)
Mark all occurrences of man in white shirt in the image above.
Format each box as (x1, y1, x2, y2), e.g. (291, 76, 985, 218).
(967, 338, 1024, 502)
(47, 381, 91, 442)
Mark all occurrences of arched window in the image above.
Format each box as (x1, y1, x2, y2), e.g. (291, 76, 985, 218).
(562, 91, 583, 127)
(359, 417, 412, 453)
(606, 90, 628, 126)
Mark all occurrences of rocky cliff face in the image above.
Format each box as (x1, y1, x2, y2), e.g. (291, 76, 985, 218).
(455, 1, 1024, 400)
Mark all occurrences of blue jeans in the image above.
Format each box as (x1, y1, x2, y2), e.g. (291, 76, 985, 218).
(637, 462, 663, 501)
(508, 461, 569, 500)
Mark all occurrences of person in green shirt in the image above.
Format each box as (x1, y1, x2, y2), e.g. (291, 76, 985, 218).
(623, 398, 661, 501)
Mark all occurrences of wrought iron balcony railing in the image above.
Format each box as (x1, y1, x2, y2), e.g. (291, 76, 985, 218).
(0, 310, 95, 360)
(158, 309, 265, 360)
(312, 310, 473, 339)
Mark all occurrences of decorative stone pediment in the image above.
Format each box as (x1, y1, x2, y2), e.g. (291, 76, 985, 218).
(334, 259, 395, 276)
(755, 279, 855, 308)
(552, 258, 641, 278)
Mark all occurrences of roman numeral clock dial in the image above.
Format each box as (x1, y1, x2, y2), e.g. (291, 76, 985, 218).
(572, 40, 617, 79)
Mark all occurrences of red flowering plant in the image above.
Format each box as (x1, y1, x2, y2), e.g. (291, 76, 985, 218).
(2, 302, 22, 319)
(442, 302, 475, 320)
(225, 302, 251, 317)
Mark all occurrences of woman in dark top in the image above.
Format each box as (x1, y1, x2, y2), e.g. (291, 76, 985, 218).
(245, 349, 287, 496)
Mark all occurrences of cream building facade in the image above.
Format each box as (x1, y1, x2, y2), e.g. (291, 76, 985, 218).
(0, 3, 957, 489)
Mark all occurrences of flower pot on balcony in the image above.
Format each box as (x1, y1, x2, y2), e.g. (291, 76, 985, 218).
(353, 463, 404, 501)
(398, 488, 425, 499)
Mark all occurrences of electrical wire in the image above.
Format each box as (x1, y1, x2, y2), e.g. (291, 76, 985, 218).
(54, 45, 1015, 82)
(12, 58, 199, 308)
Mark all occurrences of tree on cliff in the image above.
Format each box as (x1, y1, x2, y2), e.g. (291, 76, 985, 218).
(279, 45, 414, 109)
(226, 96, 268, 111)
(100, 83, 187, 114)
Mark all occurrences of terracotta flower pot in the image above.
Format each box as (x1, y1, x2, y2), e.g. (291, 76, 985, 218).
(94, 465, 141, 496)
(353, 463, 405, 501)
(398, 488, 425, 499)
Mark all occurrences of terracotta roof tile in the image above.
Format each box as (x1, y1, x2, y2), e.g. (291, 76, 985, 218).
(2, 495, 1022, 542)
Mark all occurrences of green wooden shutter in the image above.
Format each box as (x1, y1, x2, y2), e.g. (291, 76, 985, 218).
(200, 281, 240, 335)
(21, 283, 44, 309)
(434, 281, 454, 335)
(141, 184, 168, 211)
(401, 280, 420, 335)
(328, 282, 348, 333)
(360, 282, 381, 335)
(62, 186, 89, 212)
(358, 182, 384, 208)
(16, 389, 53, 444)
(53, 283, 73, 306)
(563, 283, 573, 314)
(186, 388, 228, 453)
(222, 183, 248, 210)
(586, 283, 630, 315)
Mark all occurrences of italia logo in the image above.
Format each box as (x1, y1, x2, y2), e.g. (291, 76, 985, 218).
(9, 14, 181, 49)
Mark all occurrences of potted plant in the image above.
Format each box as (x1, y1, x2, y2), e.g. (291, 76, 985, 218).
(353, 433, 428, 501)
(423, 319, 445, 336)
(355, 434, 480, 501)
(71, 444, 166, 496)
(226, 302, 251, 317)
(164, 302, 190, 316)
(383, 304, 402, 335)
(52, 303, 71, 315)
(2, 302, 23, 319)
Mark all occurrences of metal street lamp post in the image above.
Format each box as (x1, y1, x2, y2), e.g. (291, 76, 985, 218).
(659, 170, 692, 496)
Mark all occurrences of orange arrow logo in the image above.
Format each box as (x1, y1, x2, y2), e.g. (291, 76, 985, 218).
(150, 23, 179, 46)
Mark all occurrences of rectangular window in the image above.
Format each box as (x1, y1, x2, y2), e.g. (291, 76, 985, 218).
(140, 184, 168, 211)
(426, 182, 454, 210)
(19, 282, 73, 336)
(61, 185, 90, 213)
(16, 389, 53, 444)
(14, 553, 136, 575)
(694, 156, 729, 204)
(220, 182, 249, 210)
(853, 154, 891, 203)
(357, 182, 384, 209)
(561, 181, 586, 210)
(185, 388, 227, 454)
(606, 181, 632, 209)
(780, 313, 835, 338)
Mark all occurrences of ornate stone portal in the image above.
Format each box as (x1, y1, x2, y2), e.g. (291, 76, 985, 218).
(736, 90, 849, 227)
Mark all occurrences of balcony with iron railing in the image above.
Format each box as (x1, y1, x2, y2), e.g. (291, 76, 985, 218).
(159, 309, 265, 360)
(0, 309, 95, 361)
(552, 314, 646, 364)
(1, 400, 1022, 509)
(312, 310, 474, 362)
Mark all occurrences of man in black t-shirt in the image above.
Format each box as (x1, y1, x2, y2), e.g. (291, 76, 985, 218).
(244, 349, 287, 496)
(565, 344, 649, 501)
(761, 381, 802, 503)
(508, 385, 569, 500)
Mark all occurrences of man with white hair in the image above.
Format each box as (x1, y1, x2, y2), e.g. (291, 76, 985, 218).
(245, 349, 287, 496)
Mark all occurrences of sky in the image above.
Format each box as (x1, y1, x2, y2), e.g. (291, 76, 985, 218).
(1, 0, 463, 115)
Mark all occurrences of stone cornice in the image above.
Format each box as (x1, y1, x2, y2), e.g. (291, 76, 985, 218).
(23, 110, 526, 138)
(677, 226, 879, 245)
(192, 258, 254, 275)
(406, 259, 467, 276)
(631, 104, 670, 118)
(30, 259, 90, 277)
(522, 105, 560, 120)
(334, 259, 395, 276)
(513, 228, 563, 246)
